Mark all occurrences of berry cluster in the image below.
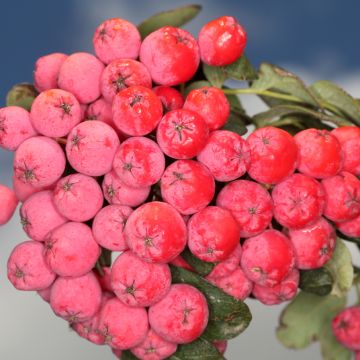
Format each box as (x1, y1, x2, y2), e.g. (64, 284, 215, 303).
(1, 12, 360, 360)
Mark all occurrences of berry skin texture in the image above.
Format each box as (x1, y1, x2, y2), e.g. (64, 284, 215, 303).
(288, 217, 336, 270)
(33, 53, 67, 92)
(197, 130, 251, 182)
(58, 52, 105, 104)
(252, 268, 299, 305)
(322, 171, 360, 222)
(272, 173, 325, 229)
(125, 201, 187, 263)
(332, 306, 360, 351)
(247, 126, 298, 184)
(241, 230, 295, 287)
(101, 59, 152, 103)
(98, 297, 149, 350)
(113, 137, 165, 188)
(93, 18, 141, 64)
(149, 284, 209, 344)
(14, 136, 66, 188)
(294, 129, 343, 179)
(111, 251, 171, 307)
(161, 160, 215, 215)
(45, 222, 100, 277)
(30, 89, 82, 137)
(85, 97, 113, 126)
(53, 173, 103, 222)
(140, 26, 200, 86)
(37, 286, 52, 303)
(198, 16, 247, 66)
(50, 272, 102, 323)
(112, 85, 163, 136)
(0, 106, 37, 151)
(7, 241, 56, 291)
(20, 190, 67, 241)
(131, 329, 178, 360)
(12, 174, 54, 202)
(156, 109, 209, 159)
(92, 205, 132, 251)
(102, 170, 150, 207)
(153, 86, 184, 112)
(188, 206, 240, 262)
(0, 184, 18, 225)
(216, 180, 273, 238)
(336, 214, 360, 238)
(183, 86, 230, 130)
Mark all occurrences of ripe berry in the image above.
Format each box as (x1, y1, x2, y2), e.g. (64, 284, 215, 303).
(213, 341, 228, 355)
(188, 206, 240, 262)
(85, 97, 113, 127)
(149, 284, 209, 344)
(183, 86, 230, 130)
(125, 201, 187, 263)
(0, 184, 18, 225)
(94, 267, 113, 293)
(247, 126, 298, 184)
(170, 255, 195, 272)
(12, 174, 50, 202)
(112, 85, 163, 136)
(197, 130, 251, 182)
(140, 26, 200, 86)
(153, 85, 184, 112)
(217, 180, 273, 238)
(198, 16, 246, 66)
(336, 214, 360, 238)
(161, 160, 215, 215)
(156, 109, 209, 159)
(241, 230, 295, 287)
(37, 286, 52, 303)
(294, 129, 343, 179)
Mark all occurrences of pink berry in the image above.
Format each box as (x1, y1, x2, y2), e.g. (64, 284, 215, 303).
(140, 26, 200, 86)
(85, 98, 113, 126)
(12, 174, 53, 202)
(156, 109, 209, 159)
(217, 180, 273, 238)
(93, 18, 141, 64)
(188, 206, 240, 262)
(272, 173, 325, 228)
(294, 129, 343, 179)
(153, 86, 184, 112)
(45, 222, 100, 277)
(98, 297, 149, 349)
(0, 106, 37, 151)
(336, 214, 360, 238)
(14, 136, 66, 188)
(111, 251, 171, 307)
(112, 348, 123, 358)
(0, 184, 18, 225)
(322, 171, 360, 222)
(288, 217, 336, 269)
(161, 160, 215, 215)
(149, 284, 209, 344)
(198, 16, 247, 66)
(113, 137, 165, 188)
(101, 59, 152, 103)
(94, 267, 113, 293)
(197, 130, 251, 182)
(241, 230, 295, 287)
(37, 286, 52, 303)
(125, 201, 187, 263)
(7, 241, 56, 291)
(247, 127, 298, 184)
(184, 87, 230, 130)
(213, 340, 228, 355)
(92, 205, 132, 251)
(58, 52, 105, 104)
(50, 272, 102, 323)
(34, 53, 67, 92)
(131, 329, 177, 360)
(170, 255, 195, 272)
(252, 268, 299, 305)
(30, 89, 82, 137)
(20, 190, 67, 241)
(102, 170, 150, 207)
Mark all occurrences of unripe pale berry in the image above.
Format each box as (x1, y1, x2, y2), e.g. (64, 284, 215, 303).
(0, 184, 18, 225)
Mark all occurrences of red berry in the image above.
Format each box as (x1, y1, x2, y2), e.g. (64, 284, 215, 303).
(213, 341, 228, 355)
(170, 255, 195, 272)
(336, 214, 360, 238)
(0, 184, 18, 225)
(153, 85, 184, 112)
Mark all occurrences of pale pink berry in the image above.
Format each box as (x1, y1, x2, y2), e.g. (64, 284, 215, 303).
(85, 97, 114, 127)
(12, 175, 53, 202)
(213, 340, 228, 355)
(112, 348, 123, 358)
(7, 241, 56, 291)
(0, 184, 18, 225)
(44, 222, 100, 277)
(37, 286, 52, 303)
(94, 267, 113, 293)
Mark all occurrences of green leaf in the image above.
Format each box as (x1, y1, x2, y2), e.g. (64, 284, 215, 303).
(336, 230, 360, 245)
(181, 248, 215, 276)
(138, 4, 202, 39)
(184, 80, 211, 97)
(170, 265, 252, 341)
(310, 80, 360, 125)
(121, 351, 139, 359)
(221, 113, 248, 136)
(203, 64, 227, 88)
(6, 83, 38, 110)
(324, 239, 354, 297)
(299, 268, 334, 296)
(223, 54, 258, 81)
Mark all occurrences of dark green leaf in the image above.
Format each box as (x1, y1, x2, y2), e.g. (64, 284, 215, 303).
(121, 351, 139, 359)
(223, 54, 257, 81)
(299, 268, 334, 296)
(336, 230, 360, 245)
(181, 248, 215, 276)
(170, 265, 252, 341)
(6, 83, 38, 110)
(184, 80, 211, 97)
(203, 64, 227, 88)
(99, 248, 112, 267)
(138, 4, 202, 39)
(221, 113, 248, 136)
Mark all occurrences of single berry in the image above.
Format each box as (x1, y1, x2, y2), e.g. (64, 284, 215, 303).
(37, 286, 52, 303)
(170, 255, 195, 272)
(12, 174, 53, 202)
(336, 213, 360, 238)
(213, 341, 228, 355)
(85, 97, 114, 127)
(0, 184, 18, 225)
(94, 267, 113, 293)
(153, 86, 184, 112)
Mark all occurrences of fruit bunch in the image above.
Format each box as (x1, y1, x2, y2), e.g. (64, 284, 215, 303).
(1, 4, 360, 360)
